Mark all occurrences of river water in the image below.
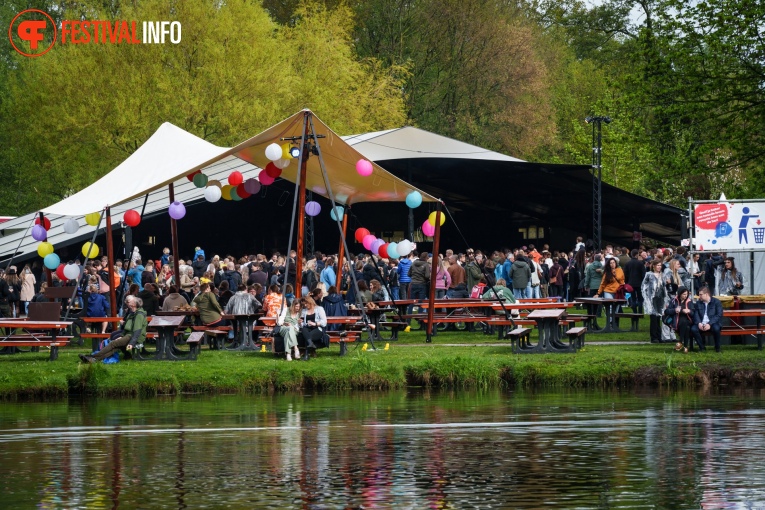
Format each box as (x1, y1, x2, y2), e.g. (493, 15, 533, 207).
(1, 389, 765, 508)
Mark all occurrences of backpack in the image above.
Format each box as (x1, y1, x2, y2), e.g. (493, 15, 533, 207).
(94, 338, 120, 364)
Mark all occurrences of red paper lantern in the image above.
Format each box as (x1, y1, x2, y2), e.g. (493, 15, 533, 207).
(123, 209, 141, 227)
(55, 264, 66, 280)
(236, 183, 251, 199)
(186, 170, 201, 182)
(34, 216, 51, 230)
(379, 243, 390, 258)
(264, 162, 282, 179)
(355, 228, 370, 243)
(228, 171, 243, 186)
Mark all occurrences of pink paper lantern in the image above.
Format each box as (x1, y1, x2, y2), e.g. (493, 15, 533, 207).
(356, 159, 373, 177)
(362, 234, 376, 250)
(258, 170, 275, 186)
(422, 220, 435, 237)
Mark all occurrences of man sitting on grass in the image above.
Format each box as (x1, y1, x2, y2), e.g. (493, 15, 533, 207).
(79, 295, 147, 363)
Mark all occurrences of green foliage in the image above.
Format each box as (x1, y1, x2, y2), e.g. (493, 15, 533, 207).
(0, 0, 406, 215)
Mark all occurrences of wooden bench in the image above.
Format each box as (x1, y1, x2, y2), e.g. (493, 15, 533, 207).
(615, 313, 644, 332)
(504, 327, 533, 351)
(81, 331, 162, 352)
(185, 332, 204, 358)
(566, 327, 587, 349)
(260, 330, 362, 356)
(0, 336, 73, 361)
(700, 326, 764, 350)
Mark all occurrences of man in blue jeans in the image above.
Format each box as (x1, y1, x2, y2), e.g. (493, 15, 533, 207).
(691, 287, 723, 352)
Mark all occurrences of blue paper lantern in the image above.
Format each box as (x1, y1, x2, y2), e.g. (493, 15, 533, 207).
(329, 205, 345, 221)
(386, 242, 399, 260)
(405, 191, 423, 209)
(43, 253, 60, 270)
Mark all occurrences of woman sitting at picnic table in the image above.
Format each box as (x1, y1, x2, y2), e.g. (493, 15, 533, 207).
(192, 282, 224, 326)
(298, 296, 327, 361)
(369, 279, 389, 302)
(80, 295, 146, 363)
(86, 283, 110, 334)
(276, 299, 302, 361)
(356, 280, 374, 304)
(263, 284, 283, 317)
(481, 278, 520, 318)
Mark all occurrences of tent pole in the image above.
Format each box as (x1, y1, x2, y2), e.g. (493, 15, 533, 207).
(336, 209, 348, 289)
(294, 112, 309, 298)
(106, 207, 117, 317)
(169, 184, 181, 292)
(425, 203, 443, 343)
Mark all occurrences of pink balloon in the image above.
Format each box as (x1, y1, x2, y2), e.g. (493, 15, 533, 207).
(422, 220, 435, 237)
(356, 159, 373, 177)
(258, 170, 275, 186)
(362, 234, 376, 250)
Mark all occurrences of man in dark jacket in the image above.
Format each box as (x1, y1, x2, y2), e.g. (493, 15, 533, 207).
(223, 262, 243, 290)
(624, 249, 646, 313)
(137, 283, 159, 316)
(691, 286, 723, 352)
(409, 252, 431, 300)
(509, 253, 532, 299)
(704, 253, 724, 294)
(192, 254, 208, 278)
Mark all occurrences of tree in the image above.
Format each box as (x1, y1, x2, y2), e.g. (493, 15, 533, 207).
(0, 0, 407, 215)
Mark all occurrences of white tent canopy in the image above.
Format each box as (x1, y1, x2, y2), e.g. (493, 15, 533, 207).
(342, 126, 524, 163)
(42, 110, 437, 218)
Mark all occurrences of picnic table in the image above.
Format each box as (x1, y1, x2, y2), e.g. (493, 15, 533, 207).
(0, 319, 73, 361)
(222, 313, 263, 351)
(575, 297, 628, 333)
(349, 307, 397, 342)
(511, 309, 576, 354)
(721, 308, 765, 349)
(135, 315, 191, 361)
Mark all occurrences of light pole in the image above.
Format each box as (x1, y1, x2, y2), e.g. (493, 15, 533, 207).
(585, 115, 611, 251)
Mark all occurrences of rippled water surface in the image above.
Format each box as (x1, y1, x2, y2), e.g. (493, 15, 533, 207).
(2, 389, 765, 508)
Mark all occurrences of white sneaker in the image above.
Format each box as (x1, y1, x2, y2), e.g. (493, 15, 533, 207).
(286, 353, 292, 361)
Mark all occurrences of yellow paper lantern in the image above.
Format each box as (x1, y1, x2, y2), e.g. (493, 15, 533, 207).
(37, 242, 54, 257)
(85, 212, 101, 226)
(82, 242, 99, 258)
(221, 185, 233, 201)
(281, 143, 293, 160)
(428, 210, 446, 227)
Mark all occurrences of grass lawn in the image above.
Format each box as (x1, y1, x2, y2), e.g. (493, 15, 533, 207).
(1, 313, 764, 399)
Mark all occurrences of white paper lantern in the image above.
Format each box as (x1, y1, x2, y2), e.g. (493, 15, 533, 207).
(265, 143, 283, 162)
(396, 240, 413, 257)
(274, 158, 291, 169)
(63, 218, 79, 234)
(204, 186, 222, 203)
(63, 264, 80, 280)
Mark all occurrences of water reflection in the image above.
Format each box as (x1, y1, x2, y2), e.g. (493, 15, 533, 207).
(1, 389, 765, 508)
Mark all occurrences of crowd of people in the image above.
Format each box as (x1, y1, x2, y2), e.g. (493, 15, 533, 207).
(0, 236, 749, 360)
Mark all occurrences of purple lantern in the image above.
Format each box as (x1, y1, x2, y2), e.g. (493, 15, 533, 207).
(305, 201, 321, 217)
(371, 238, 385, 255)
(31, 224, 47, 242)
(243, 178, 261, 195)
(362, 234, 376, 251)
(169, 201, 186, 220)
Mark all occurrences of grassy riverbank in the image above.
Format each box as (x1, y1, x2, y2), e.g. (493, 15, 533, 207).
(2, 327, 765, 399)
